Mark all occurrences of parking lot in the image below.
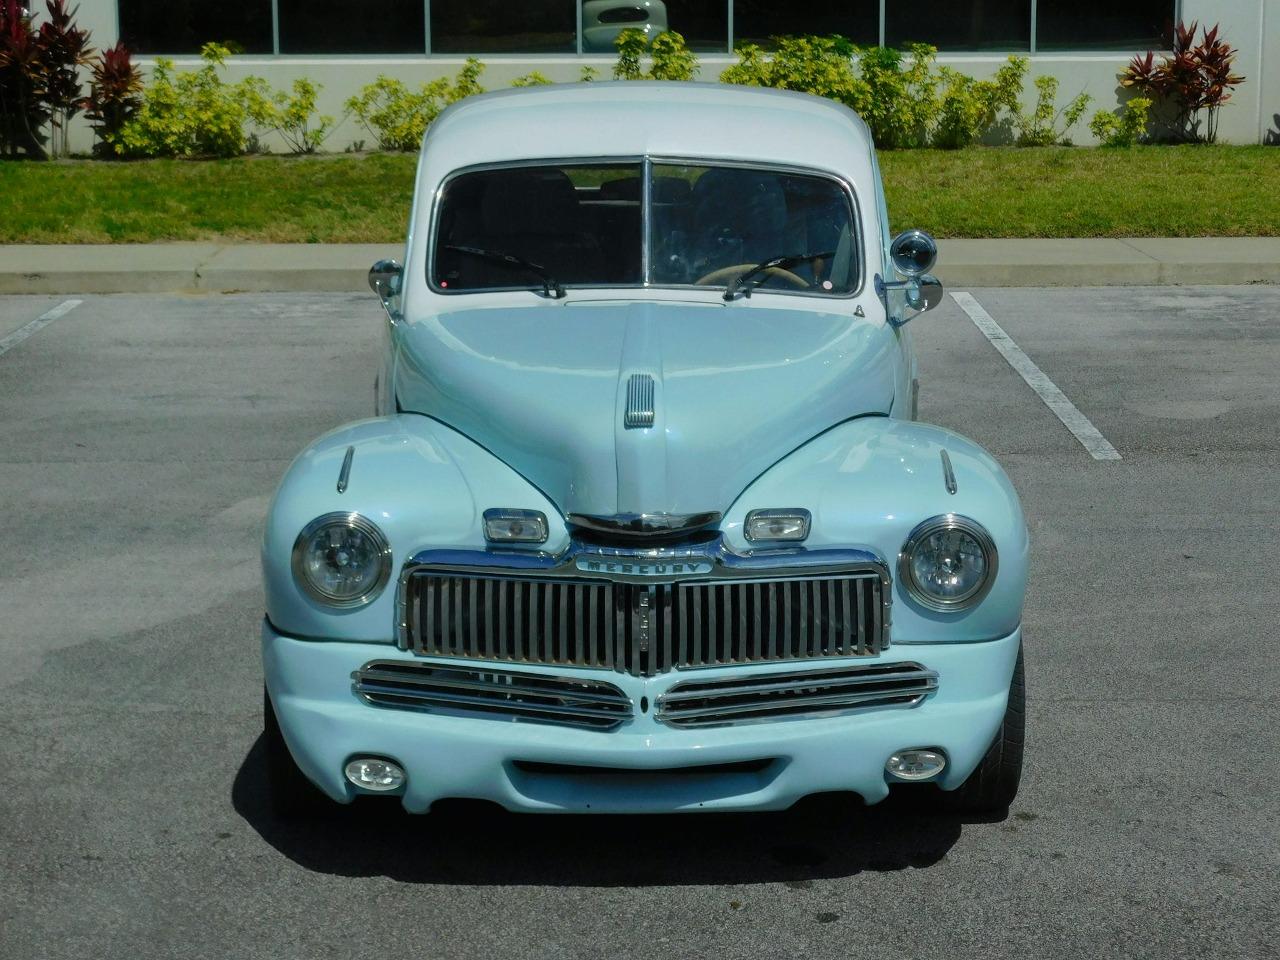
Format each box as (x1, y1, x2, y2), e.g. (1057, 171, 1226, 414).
(1, 285, 1277, 960)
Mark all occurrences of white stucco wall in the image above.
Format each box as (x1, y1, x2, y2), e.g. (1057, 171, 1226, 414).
(38, 0, 1279, 152)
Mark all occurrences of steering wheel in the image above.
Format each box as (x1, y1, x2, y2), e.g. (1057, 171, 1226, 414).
(694, 264, 811, 289)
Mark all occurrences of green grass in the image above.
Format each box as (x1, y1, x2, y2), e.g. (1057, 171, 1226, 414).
(1, 146, 1277, 243)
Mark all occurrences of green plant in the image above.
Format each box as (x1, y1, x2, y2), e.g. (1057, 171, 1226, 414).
(932, 57, 1025, 148)
(242, 77, 336, 154)
(613, 29, 698, 82)
(510, 71, 552, 87)
(1122, 21, 1244, 143)
(852, 44, 938, 149)
(114, 43, 256, 157)
(1089, 96, 1152, 146)
(579, 65, 599, 83)
(1014, 74, 1091, 146)
(83, 40, 142, 157)
(721, 36, 865, 110)
(346, 59, 485, 151)
(36, 0, 93, 157)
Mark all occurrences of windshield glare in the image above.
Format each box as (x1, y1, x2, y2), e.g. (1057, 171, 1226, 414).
(432, 161, 859, 297)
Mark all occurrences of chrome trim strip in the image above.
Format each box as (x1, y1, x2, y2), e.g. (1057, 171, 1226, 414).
(940, 449, 957, 495)
(336, 445, 355, 494)
(566, 511, 721, 540)
(623, 373, 656, 429)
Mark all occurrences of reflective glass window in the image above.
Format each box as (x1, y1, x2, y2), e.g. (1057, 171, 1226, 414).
(431, 0, 576, 53)
(279, 0, 426, 53)
(733, 0, 877, 49)
(1036, 0, 1174, 50)
(886, 0, 1031, 51)
(118, 0, 273, 54)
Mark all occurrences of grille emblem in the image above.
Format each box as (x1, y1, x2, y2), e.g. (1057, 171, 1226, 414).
(624, 373, 655, 429)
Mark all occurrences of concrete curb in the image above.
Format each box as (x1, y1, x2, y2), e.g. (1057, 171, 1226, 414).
(1, 239, 1277, 293)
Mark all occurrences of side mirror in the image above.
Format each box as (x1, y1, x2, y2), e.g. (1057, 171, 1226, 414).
(906, 274, 944, 313)
(890, 229, 938, 277)
(368, 259, 403, 304)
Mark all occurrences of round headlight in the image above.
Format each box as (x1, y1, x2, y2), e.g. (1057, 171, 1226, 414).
(898, 515, 997, 612)
(291, 512, 391, 608)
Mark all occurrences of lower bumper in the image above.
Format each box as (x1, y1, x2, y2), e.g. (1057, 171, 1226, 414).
(263, 623, 1021, 813)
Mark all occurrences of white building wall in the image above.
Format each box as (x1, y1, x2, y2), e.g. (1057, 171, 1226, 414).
(43, 0, 1278, 152)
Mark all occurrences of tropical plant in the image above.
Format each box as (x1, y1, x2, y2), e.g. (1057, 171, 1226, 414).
(1013, 74, 1091, 146)
(1089, 96, 1152, 147)
(1121, 21, 1244, 143)
(931, 57, 1025, 148)
(851, 44, 938, 149)
(36, 0, 92, 156)
(242, 76, 336, 154)
(720, 36, 865, 111)
(613, 29, 698, 82)
(0, 0, 52, 157)
(346, 59, 484, 151)
(510, 71, 552, 87)
(82, 40, 142, 157)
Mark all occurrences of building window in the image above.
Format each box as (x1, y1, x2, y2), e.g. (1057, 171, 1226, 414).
(886, 0, 1031, 51)
(431, 0, 576, 52)
(1036, 0, 1174, 51)
(278, 0, 425, 53)
(118, 0, 274, 54)
(733, 0, 877, 50)
(662, 0, 729, 52)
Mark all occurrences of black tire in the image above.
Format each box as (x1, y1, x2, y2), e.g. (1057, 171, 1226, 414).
(264, 686, 332, 818)
(939, 644, 1025, 815)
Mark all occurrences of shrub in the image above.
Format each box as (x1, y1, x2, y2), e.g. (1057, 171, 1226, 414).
(35, 0, 93, 157)
(114, 43, 256, 157)
(346, 59, 484, 151)
(1089, 96, 1152, 146)
(510, 71, 552, 87)
(242, 76, 336, 154)
(1121, 21, 1244, 143)
(932, 57, 1024, 148)
(0, 0, 50, 157)
(852, 44, 938, 149)
(720, 36, 865, 111)
(1013, 74, 1091, 146)
(83, 40, 142, 157)
(613, 29, 698, 82)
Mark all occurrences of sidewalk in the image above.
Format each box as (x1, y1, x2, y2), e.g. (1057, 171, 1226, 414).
(1, 238, 1278, 294)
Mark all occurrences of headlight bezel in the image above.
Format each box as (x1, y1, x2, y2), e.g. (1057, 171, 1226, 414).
(290, 512, 392, 608)
(897, 514, 998, 613)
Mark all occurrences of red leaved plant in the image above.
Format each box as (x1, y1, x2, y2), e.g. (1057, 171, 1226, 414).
(82, 40, 141, 157)
(0, 0, 51, 157)
(38, 0, 94, 156)
(1122, 20, 1245, 143)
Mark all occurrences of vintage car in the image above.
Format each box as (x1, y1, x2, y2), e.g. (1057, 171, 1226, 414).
(261, 82, 1028, 817)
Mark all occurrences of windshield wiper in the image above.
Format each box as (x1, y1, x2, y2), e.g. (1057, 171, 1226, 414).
(443, 244, 566, 299)
(722, 251, 836, 302)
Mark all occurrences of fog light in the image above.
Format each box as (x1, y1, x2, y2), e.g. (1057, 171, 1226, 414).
(886, 749, 946, 781)
(483, 508, 549, 544)
(344, 757, 406, 792)
(744, 508, 811, 542)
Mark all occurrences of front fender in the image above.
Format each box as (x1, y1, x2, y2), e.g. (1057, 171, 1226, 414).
(721, 417, 1028, 644)
(262, 414, 569, 641)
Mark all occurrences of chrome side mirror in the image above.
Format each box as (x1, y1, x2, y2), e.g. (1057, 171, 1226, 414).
(890, 229, 938, 277)
(368, 259, 403, 304)
(906, 274, 944, 312)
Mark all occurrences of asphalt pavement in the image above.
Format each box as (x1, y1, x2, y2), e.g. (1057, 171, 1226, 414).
(1, 286, 1277, 960)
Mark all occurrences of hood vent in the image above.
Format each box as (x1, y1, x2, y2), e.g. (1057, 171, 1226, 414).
(624, 373, 655, 429)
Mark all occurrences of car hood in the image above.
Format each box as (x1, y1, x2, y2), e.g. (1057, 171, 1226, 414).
(394, 299, 897, 518)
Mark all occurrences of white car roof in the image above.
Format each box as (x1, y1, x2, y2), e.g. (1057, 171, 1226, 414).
(420, 81, 876, 183)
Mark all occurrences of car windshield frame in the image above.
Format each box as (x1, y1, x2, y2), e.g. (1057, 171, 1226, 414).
(427, 155, 865, 301)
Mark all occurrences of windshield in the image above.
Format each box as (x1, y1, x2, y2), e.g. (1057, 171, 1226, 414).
(431, 160, 859, 297)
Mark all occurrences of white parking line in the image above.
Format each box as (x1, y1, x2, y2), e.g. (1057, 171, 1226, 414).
(951, 292, 1121, 461)
(0, 299, 83, 360)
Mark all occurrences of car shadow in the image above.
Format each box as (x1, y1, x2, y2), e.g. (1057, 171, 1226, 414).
(233, 736, 988, 885)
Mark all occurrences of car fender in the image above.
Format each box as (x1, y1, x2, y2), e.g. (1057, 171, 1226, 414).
(262, 414, 569, 641)
(720, 416, 1028, 644)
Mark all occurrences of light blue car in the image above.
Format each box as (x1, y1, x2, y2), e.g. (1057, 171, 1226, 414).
(261, 82, 1028, 817)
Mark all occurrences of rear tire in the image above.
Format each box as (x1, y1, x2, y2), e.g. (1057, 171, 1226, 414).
(264, 686, 332, 818)
(939, 644, 1025, 815)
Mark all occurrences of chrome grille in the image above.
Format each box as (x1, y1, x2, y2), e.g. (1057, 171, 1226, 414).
(624, 373, 655, 428)
(353, 660, 632, 729)
(656, 661, 939, 727)
(401, 571, 886, 677)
